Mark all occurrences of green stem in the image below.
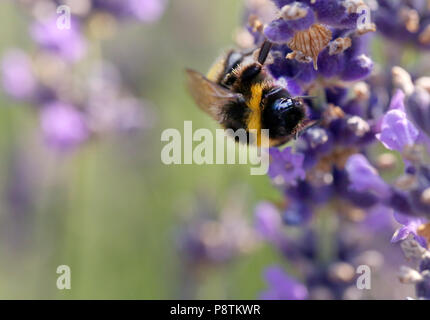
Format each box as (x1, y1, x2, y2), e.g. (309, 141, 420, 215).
(315, 206, 338, 265)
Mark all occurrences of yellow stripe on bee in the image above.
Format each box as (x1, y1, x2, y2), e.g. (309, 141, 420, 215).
(247, 84, 265, 146)
(206, 57, 226, 82)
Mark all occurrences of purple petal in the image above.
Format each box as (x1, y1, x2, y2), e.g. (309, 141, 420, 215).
(264, 18, 295, 43)
(345, 154, 390, 198)
(317, 48, 345, 78)
(311, 0, 353, 28)
(296, 62, 318, 83)
(361, 205, 394, 232)
(341, 54, 373, 81)
(275, 77, 303, 96)
(389, 89, 406, 112)
(285, 4, 315, 31)
(376, 109, 419, 152)
(261, 266, 308, 300)
(393, 212, 426, 229)
(268, 147, 306, 185)
(391, 226, 412, 243)
(392, 212, 428, 247)
(286, 78, 303, 96)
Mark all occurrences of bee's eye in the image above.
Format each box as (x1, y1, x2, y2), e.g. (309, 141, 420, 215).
(274, 98, 294, 111)
(294, 99, 303, 107)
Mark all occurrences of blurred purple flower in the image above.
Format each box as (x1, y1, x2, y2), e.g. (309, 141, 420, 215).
(375, 0, 430, 50)
(128, 0, 168, 23)
(1, 0, 167, 154)
(391, 212, 428, 249)
(283, 200, 312, 225)
(92, 0, 167, 22)
(261, 266, 308, 300)
(340, 54, 373, 82)
(345, 154, 390, 199)
(41, 102, 89, 151)
(88, 95, 146, 134)
(255, 202, 282, 241)
(30, 18, 86, 62)
(406, 87, 430, 137)
(376, 91, 419, 152)
(1, 49, 36, 100)
(178, 206, 258, 265)
(268, 147, 305, 185)
(360, 204, 394, 232)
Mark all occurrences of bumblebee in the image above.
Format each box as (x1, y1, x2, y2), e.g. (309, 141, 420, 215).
(186, 40, 315, 147)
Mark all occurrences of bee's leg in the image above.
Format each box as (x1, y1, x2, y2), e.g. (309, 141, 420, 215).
(295, 119, 322, 140)
(239, 40, 273, 83)
(257, 40, 273, 65)
(222, 62, 262, 90)
(222, 62, 262, 88)
(223, 40, 273, 88)
(240, 63, 263, 83)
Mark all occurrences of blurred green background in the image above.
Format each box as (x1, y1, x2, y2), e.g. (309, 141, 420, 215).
(0, 0, 284, 299)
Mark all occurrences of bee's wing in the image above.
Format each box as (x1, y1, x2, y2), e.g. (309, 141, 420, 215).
(185, 69, 242, 123)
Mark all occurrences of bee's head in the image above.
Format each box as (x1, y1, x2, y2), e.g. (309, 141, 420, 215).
(273, 96, 303, 113)
(262, 87, 305, 138)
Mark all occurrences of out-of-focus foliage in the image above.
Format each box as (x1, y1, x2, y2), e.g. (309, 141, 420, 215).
(0, 0, 276, 299)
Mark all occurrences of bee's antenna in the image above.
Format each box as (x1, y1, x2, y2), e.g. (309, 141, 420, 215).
(294, 119, 321, 140)
(257, 40, 273, 65)
(295, 95, 317, 99)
